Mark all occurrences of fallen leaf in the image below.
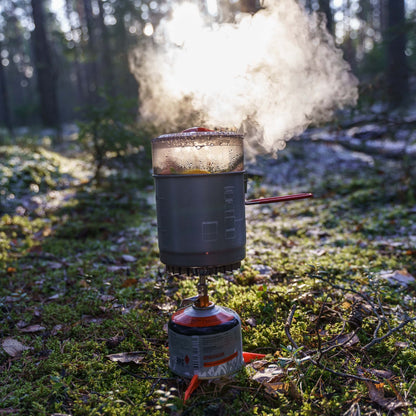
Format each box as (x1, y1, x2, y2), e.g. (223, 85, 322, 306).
(100, 295, 115, 302)
(48, 293, 62, 300)
(28, 245, 43, 254)
(245, 317, 257, 327)
(121, 254, 137, 263)
(364, 368, 394, 379)
(105, 335, 125, 348)
(248, 362, 285, 383)
(51, 324, 63, 336)
(250, 359, 269, 370)
(19, 325, 46, 333)
(121, 278, 138, 288)
(296, 292, 315, 305)
(152, 302, 176, 312)
(365, 380, 411, 411)
(378, 269, 415, 287)
(341, 301, 352, 309)
(4, 296, 20, 303)
(395, 341, 409, 348)
(82, 315, 104, 325)
(264, 382, 290, 395)
(47, 262, 63, 270)
(42, 227, 52, 237)
(107, 265, 130, 273)
(2, 338, 31, 357)
(106, 352, 145, 364)
(330, 332, 360, 348)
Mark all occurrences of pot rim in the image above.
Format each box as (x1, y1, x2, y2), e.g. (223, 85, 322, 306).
(152, 130, 243, 143)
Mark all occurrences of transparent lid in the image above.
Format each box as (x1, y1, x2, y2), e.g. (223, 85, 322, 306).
(152, 128, 244, 175)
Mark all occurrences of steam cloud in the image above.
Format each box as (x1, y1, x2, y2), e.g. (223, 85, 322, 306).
(130, 0, 358, 158)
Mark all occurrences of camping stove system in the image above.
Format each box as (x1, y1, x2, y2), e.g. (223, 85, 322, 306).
(151, 127, 312, 385)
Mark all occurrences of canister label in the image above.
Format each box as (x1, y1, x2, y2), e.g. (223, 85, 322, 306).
(168, 324, 243, 379)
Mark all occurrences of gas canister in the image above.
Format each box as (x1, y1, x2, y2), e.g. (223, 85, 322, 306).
(168, 302, 243, 379)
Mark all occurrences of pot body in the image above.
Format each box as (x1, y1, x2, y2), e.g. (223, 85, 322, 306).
(168, 303, 244, 379)
(154, 172, 246, 272)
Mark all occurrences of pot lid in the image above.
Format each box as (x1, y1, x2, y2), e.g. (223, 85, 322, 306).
(152, 127, 243, 143)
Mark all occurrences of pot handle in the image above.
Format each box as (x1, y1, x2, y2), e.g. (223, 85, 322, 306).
(181, 127, 214, 132)
(245, 193, 313, 205)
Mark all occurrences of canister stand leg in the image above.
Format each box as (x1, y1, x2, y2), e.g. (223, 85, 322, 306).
(184, 375, 201, 402)
(182, 352, 267, 403)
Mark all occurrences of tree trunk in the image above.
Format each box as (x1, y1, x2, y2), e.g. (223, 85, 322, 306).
(239, 0, 261, 14)
(65, 0, 87, 108)
(318, 0, 333, 34)
(114, 5, 137, 101)
(30, 0, 60, 129)
(0, 41, 13, 135)
(304, 0, 313, 12)
(82, 0, 100, 104)
(385, 0, 408, 108)
(97, 0, 115, 96)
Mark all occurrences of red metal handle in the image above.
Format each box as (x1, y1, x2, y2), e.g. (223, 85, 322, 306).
(181, 127, 214, 133)
(245, 193, 313, 205)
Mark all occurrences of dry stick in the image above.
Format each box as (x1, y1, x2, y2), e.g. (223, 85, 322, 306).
(319, 329, 359, 357)
(312, 273, 416, 352)
(376, 294, 392, 331)
(372, 294, 391, 340)
(319, 305, 348, 347)
(313, 274, 382, 319)
(314, 297, 327, 364)
(284, 304, 377, 383)
(302, 298, 355, 361)
(312, 274, 388, 345)
(362, 316, 416, 350)
(119, 315, 153, 350)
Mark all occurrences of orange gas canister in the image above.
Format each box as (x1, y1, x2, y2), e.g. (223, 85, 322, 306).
(168, 302, 243, 379)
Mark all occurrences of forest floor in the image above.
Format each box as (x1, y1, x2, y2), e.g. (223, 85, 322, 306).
(1, 118, 416, 416)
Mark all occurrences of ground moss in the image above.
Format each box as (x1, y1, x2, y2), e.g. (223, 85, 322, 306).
(1, 140, 416, 415)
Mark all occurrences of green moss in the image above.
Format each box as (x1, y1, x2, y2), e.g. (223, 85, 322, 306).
(1, 140, 416, 415)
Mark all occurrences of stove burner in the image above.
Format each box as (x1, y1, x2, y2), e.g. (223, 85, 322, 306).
(166, 262, 241, 276)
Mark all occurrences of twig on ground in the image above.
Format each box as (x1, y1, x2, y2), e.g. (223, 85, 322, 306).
(311, 272, 416, 352)
(116, 363, 176, 381)
(362, 316, 416, 350)
(285, 304, 380, 383)
(319, 330, 359, 357)
(118, 315, 154, 349)
(376, 294, 392, 332)
(311, 273, 382, 322)
(314, 297, 327, 363)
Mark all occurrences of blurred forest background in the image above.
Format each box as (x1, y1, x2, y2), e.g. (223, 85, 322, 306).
(0, 0, 415, 137)
(1, 3, 416, 413)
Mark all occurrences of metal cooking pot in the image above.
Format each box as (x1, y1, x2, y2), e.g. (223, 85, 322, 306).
(152, 127, 311, 275)
(152, 128, 245, 274)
